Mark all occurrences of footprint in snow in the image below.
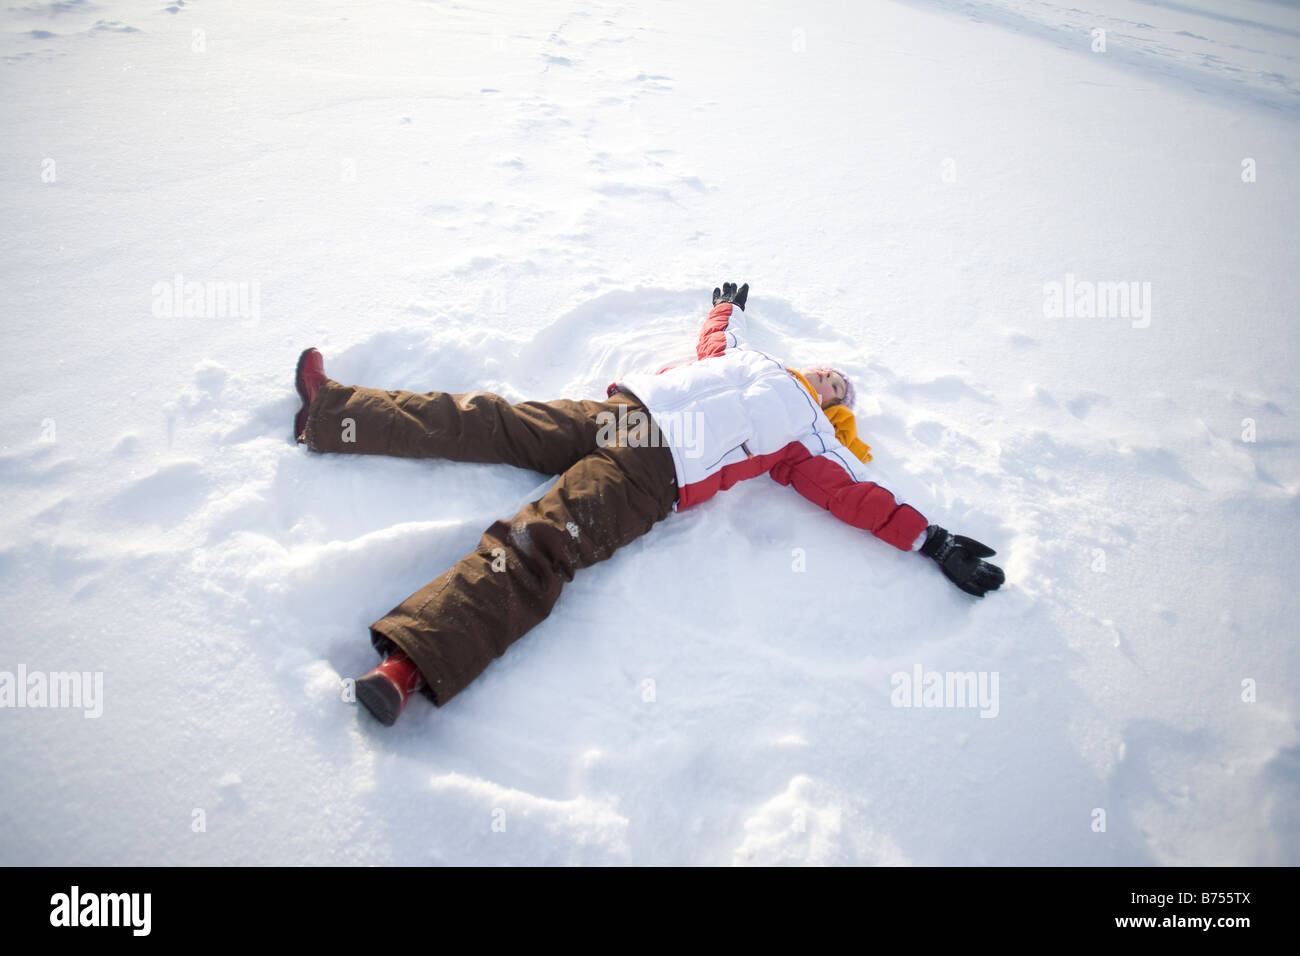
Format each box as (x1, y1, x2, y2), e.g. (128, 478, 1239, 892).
(90, 21, 141, 34)
(108, 459, 209, 526)
(888, 375, 997, 405)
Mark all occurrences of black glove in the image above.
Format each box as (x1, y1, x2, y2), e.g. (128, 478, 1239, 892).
(712, 281, 749, 311)
(920, 525, 1005, 597)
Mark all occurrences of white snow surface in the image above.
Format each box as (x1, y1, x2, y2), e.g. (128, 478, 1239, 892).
(2, 0, 1298, 865)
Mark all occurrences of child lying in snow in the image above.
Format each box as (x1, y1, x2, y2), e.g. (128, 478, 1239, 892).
(293, 282, 1005, 726)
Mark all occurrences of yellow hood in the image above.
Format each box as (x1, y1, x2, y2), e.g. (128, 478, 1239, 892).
(787, 368, 873, 463)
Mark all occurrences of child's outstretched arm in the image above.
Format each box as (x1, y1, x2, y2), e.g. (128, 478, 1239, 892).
(769, 442, 928, 551)
(607, 281, 752, 397)
(696, 281, 750, 359)
(769, 442, 1005, 596)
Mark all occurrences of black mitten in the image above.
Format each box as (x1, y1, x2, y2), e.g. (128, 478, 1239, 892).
(712, 281, 749, 311)
(920, 525, 1005, 597)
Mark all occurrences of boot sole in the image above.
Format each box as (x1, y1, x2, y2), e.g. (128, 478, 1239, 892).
(355, 672, 402, 726)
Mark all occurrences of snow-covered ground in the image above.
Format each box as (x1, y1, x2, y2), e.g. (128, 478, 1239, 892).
(2, 0, 1298, 865)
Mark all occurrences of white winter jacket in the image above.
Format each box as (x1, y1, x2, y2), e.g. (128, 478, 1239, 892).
(605, 301, 927, 551)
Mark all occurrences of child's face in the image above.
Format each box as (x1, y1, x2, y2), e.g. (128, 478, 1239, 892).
(802, 367, 846, 408)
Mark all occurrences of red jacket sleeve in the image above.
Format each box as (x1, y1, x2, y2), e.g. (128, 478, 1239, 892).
(696, 301, 746, 359)
(769, 443, 928, 551)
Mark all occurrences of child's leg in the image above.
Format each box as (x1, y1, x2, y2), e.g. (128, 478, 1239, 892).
(366, 432, 679, 708)
(304, 380, 618, 475)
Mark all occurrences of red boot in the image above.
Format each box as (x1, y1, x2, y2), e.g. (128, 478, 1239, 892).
(355, 650, 425, 726)
(294, 347, 327, 444)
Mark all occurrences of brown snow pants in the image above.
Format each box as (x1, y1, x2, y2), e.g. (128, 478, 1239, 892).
(303, 379, 678, 706)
